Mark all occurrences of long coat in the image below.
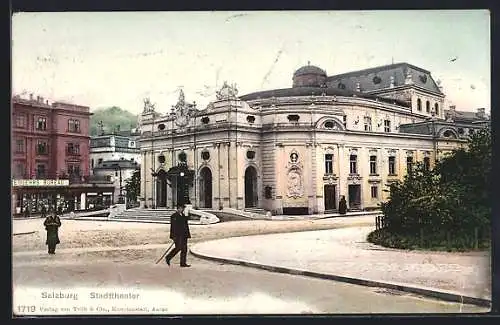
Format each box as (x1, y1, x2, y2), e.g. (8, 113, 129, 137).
(169, 211, 191, 240)
(338, 198, 347, 215)
(44, 216, 61, 245)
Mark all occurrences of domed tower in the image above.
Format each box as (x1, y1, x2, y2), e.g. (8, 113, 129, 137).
(292, 62, 327, 88)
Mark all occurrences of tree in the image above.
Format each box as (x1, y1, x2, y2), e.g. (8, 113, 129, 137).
(90, 106, 138, 136)
(124, 169, 140, 203)
(370, 127, 491, 250)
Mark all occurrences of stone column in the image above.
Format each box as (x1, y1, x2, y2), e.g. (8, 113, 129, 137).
(80, 193, 86, 211)
(337, 144, 346, 205)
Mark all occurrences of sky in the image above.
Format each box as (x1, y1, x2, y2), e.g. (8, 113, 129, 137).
(12, 10, 490, 115)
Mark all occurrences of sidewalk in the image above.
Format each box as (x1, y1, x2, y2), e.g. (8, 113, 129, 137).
(190, 226, 491, 307)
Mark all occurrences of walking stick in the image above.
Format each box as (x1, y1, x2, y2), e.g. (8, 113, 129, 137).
(155, 241, 175, 264)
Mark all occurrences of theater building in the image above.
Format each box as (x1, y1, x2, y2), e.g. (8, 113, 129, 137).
(138, 62, 489, 215)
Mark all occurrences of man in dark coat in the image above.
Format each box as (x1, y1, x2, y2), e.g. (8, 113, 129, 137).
(165, 203, 191, 267)
(338, 195, 348, 215)
(43, 213, 61, 254)
(41, 205, 47, 218)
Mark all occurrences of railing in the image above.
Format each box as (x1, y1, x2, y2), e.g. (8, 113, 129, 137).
(375, 214, 388, 230)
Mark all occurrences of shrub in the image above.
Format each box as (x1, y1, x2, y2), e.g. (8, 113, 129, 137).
(371, 128, 491, 251)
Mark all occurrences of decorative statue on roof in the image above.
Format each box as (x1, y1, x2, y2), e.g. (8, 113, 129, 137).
(143, 97, 156, 113)
(216, 81, 239, 100)
(97, 120, 105, 136)
(174, 89, 194, 128)
(404, 70, 414, 85)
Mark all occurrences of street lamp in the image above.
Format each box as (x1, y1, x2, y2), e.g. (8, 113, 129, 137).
(112, 163, 124, 204)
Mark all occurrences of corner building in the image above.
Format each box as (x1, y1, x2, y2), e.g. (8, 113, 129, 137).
(139, 63, 489, 215)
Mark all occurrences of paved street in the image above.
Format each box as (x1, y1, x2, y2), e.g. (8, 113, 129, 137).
(12, 217, 489, 314)
(191, 227, 491, 301)
(13, 254, 487, 314)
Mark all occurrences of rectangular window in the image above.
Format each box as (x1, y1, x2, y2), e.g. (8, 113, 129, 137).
(68, 165, 80, 175)
(36, 164, 46, 178)
(15, 114, 26, 128)
(67, 143, 80, 155)
(36, 140, 48, 155)
(371, 186, 378, 199)
(407, 156, 414, 174)
(384, 120, 391, 132)
(36, 117, 47, 130)
(325, 154, 333, 175)
(15, 139, 24, 153)
(388, 156, 396, 175)
(369, 155, 377, 174)
(423, 157, 431, 171)
(68, 119, 81, 133)
(349, 154, 358, 174)
(364, 116, 372, 131)
(15, 163, 25, 178)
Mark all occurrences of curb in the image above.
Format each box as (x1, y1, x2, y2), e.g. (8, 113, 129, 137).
(13, 231, 37, 236)
(189, 248, 491, 309)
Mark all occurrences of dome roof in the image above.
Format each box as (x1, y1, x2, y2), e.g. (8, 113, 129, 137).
(293, 64, 327, 77)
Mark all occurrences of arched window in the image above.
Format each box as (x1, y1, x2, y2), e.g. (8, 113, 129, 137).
(426, 101, 430, 113)
(434, 103, 439, 115)
(417, 98, 422, 111)
(443, 130, 455, 138)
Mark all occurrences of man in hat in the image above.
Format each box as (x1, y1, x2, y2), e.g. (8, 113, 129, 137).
(165, 203, 191, 267)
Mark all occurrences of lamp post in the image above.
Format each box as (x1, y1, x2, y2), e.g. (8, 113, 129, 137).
(180, 171, 185, 205)
(113, 163, 124, 204)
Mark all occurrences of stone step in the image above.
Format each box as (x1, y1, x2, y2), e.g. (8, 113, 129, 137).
(244, 208, 267, 215)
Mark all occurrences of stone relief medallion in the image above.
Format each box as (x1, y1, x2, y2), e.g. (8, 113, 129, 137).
(287, 168, 304, 199)
(286, 149, 304, 198)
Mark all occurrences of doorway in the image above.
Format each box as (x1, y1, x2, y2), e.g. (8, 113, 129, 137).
(324, 185, 337, 211)
(244, 166, 258, 208)
(199, 167, 213, 208)
(156, 169, 167, 207)
(348, 184, 361, 210)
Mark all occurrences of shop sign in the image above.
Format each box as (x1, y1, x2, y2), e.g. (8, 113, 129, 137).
(11, 179, 70, 187)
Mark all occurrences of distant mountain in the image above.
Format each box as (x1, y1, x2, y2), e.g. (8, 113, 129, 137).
(90, 106, 138, 136)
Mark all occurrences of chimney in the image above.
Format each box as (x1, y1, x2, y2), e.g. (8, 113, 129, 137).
(29, 93, 34, 101)
(476, 108, 485, 118)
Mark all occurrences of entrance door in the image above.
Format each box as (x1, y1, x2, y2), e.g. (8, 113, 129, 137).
(176, 174, 191, 206)
(324, 185, 336, 211)
(244, 166, 258, 208)
(199, 167, 213, 208)
(348, 184, 361, 210)
(156, 170, 167, 207)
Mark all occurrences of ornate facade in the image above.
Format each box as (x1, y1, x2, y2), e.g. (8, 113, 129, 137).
(138, 63, 489, 215)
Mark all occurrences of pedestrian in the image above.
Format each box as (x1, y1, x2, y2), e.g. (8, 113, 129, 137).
(165, 203, 191, 267)
(41, 205, 47, 218)
(338, 195, 347, 215)
(43, 212, 61, 254)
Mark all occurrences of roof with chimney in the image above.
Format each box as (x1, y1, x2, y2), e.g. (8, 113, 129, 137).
(326, 62, 443, 95)
(444, 108, 490, 123)
(93, 159, 140, 170)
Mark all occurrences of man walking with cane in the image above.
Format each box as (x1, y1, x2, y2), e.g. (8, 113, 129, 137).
(165, 203, 191, 267)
